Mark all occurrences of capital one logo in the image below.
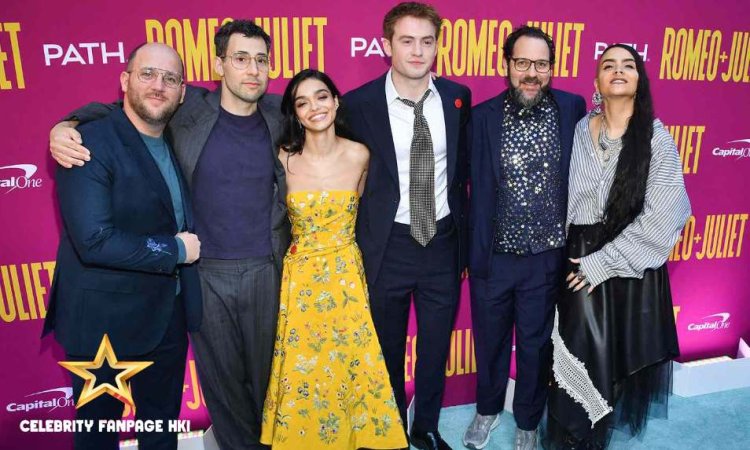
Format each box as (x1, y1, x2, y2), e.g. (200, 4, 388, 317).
(5, 387, 74, 413)
(0, 164, 43, 193)
(712, 139, 750, 159)
(687, 313, 731, 332)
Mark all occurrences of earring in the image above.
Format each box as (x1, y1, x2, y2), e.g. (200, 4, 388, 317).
(592, 91, 602, 115)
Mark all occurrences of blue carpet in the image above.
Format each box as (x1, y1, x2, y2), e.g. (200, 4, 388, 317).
(421, 387, 750, 449)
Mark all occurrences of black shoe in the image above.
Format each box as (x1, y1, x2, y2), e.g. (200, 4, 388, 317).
(410, 427, 452, 450)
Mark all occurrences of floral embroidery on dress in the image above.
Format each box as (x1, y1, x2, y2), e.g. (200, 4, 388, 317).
(261, 191, 406, 450)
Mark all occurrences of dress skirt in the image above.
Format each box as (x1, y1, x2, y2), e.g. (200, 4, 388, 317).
(543, 223, 679, 449)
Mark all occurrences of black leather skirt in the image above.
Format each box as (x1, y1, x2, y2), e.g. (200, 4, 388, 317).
(543, 223, 679, 449)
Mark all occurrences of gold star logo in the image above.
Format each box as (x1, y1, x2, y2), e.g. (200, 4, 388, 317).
(59, 334, 152, 409)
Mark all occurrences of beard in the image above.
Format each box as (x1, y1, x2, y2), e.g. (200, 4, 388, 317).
(508, 75, 550, 109)
(128, 90, 180, 126)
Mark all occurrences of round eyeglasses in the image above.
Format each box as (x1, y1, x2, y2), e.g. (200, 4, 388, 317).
(128, 67, 184, 89)
(221, 52, 270, 71)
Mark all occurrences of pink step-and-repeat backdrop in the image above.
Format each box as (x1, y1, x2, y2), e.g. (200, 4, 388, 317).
(1, 1, 748, 448)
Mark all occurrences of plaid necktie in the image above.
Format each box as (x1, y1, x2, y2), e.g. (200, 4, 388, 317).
(400, 90, 437, 246)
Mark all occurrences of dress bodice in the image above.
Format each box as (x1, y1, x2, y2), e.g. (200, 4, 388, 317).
(286, 190, 359, 257)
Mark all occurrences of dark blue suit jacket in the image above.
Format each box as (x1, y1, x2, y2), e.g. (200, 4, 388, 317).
(468, 89, 586, 278)
(343, 73, 471, 285)
(43, 108, 202, 356)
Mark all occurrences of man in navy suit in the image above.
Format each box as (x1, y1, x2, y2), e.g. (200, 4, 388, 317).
(48, 21, 289, 450)
(43, 43, 202, 450)
(344, 3, 470, 449)
(463, 27, 586, 450)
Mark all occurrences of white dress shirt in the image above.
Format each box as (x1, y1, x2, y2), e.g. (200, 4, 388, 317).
(385, 69, 449, 225)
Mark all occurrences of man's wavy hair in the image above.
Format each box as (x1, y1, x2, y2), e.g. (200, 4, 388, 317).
(502, 25, 555, 66)
(215, 20, 271, 57)
(383, 2, 442, 41)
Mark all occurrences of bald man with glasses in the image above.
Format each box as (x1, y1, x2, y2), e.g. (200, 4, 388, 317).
(49, 20, 289, 450)
(44, 42, 202, 450)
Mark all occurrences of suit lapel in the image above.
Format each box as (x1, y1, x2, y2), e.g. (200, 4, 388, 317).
(362, 75, 399, 187)
(488, 93, 506, 185)
(169, 141, 192, 231)
(436, 79, 459, 187)
(551, 89, 574, 175)
(113, 109, 175, 220)
(259, 96, 283, 152)
(258, 97, 287, 201)
(182, 89, 221, 183)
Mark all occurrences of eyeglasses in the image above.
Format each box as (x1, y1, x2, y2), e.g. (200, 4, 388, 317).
(510, 58, 552, 73)
(221, 52, 270, 71)
(128, 67, 184, 89)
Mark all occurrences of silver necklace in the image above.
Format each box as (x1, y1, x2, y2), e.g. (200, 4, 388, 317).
(597, 115, 621, 164)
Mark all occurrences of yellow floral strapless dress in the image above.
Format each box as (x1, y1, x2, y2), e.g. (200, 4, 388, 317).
(260, 190, 407, 450)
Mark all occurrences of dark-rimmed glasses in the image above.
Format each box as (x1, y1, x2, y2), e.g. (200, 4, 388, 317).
(510, 58, 552, 73)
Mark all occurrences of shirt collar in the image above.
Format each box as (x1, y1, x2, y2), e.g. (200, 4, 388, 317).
(385, 68, 437, 106)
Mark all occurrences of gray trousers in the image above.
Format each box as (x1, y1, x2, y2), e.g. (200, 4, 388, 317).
(191, 256, 280, 450)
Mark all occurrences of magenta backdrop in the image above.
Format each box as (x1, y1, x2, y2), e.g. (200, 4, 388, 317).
(1, 1, 749, 448)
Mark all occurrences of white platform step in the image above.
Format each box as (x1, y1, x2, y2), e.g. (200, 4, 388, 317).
(673, 338, 750, 397)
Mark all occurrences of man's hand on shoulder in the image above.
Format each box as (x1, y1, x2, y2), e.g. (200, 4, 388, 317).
(50, 121, 91, 168)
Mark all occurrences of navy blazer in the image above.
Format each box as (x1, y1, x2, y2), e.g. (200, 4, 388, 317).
(43, 108, 202, 356)
(468, 89, 586, 278)
(65, 87, 291, 274)
(343, 73, 471, 285)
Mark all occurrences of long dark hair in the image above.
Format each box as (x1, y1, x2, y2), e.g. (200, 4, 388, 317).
(601, 44, 654, 241)
(278, 69, 360, 155)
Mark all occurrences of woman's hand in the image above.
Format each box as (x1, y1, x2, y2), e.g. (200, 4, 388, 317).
(566, 258, 594, 294)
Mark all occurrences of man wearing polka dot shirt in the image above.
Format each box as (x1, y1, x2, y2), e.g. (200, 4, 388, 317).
(464, 25, 586, 450)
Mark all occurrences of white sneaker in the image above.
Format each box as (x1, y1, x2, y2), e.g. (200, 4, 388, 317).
(514, 428, 537, 450)
(462, 413, 500, 449)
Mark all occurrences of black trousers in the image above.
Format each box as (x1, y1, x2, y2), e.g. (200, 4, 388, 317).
(69, 295, 187, 450)
(368, 216, 460, 432)
(470, 248, 563, 430)
(190, 256, 279, 450)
